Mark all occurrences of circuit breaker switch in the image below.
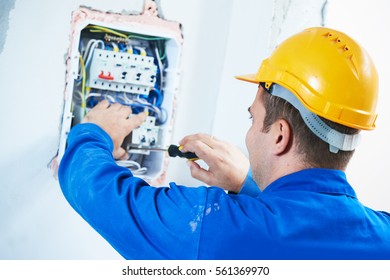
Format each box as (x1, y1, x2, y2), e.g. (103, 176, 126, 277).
(131, 116, 160, 147)
(98, 71, 114, 80)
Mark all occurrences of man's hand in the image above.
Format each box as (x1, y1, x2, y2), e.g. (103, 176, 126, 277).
(82, 100, 147, 160)
(179, 134, 250, 193)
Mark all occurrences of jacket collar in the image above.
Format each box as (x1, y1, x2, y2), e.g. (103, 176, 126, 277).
(262, 168, 357, 198)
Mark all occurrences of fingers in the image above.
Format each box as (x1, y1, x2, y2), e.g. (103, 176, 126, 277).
(114, 110, 147, 142)
(106, 102, 132, 118)
(179, 133, 224, 165)
(119, 105, 132, 119)
(187, 160, 213, 185)
(127, 111, 147, 131)
(178, 133, 250, 191)
(113, 147, 129, 160)
(93, 101, 139, 121)
(83, 100, 147, 148)
(94, 101, 132, 113)
(182, 139, 219, 164)
(179, 133, 216, 148)
(95, 99, 110, 109)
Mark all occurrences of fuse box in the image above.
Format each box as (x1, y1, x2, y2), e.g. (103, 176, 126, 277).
(55, 7, 183, 184)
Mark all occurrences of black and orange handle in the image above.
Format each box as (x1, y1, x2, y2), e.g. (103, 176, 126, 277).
(168, 145, 199, 161)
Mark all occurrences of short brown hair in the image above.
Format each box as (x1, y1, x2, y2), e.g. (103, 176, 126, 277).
(260, 89, 359, 170)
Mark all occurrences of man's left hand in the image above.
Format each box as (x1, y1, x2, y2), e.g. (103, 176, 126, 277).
(82, 100, 147, 159)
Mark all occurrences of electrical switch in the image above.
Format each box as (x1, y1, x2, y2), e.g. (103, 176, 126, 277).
(98, 71, 114, 80)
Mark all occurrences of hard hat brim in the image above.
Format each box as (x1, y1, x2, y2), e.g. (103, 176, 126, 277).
(235, 73, 259, 84)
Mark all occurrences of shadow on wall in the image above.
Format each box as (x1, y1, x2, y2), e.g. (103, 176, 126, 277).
(0, 0, 16, 54)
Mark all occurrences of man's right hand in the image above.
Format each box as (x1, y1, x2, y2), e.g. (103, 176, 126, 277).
(179, 134, 250, 193)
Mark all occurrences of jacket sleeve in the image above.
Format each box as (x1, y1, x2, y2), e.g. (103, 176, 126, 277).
(58, 123, 208, 259)
(239, 168, 261, 197)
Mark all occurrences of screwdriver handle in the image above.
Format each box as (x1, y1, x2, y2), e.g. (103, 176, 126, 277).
(168, 145, 199, 160)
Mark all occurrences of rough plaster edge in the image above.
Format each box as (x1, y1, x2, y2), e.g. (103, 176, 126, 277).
(0, 0, 16, 54)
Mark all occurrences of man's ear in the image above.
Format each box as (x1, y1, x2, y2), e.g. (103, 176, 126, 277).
(270, 119, 292, 155)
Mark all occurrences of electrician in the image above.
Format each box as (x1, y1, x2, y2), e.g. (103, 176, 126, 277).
(59, 27, 390, 259)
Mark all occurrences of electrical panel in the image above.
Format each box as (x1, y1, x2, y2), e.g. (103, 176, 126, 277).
(55, 7, 183, 183)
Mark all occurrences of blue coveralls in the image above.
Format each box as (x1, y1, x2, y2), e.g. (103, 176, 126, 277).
(58, 123, 390, 259)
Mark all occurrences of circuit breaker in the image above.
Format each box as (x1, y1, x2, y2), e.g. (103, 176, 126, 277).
(55, 6, 183, 184)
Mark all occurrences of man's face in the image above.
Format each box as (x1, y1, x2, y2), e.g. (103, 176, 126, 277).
(245, 86, 271, 188)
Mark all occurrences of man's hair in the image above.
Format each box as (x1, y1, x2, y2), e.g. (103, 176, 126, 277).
(260, 89, 360, 170)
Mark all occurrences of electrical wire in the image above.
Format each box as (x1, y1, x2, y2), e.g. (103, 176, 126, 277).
(111, 42, 119, 52)
(148, 88, 163, 108)
(154, 40, 167, 61)
(87, 25, 128, 38)
(132, 167, 148, 175)
(85, 92, 116, 103)
(76, 39, 98, 83)
(134, 95, 163, 117)
(116, 160, 148, 175)
(127, 34, 166, 41)
(87, 25, 167, 44)
(84, 40, 105, 69)
(110, 93, 161, 121)
(157, 106, 168, 125)
(82, 39, 97, 60)
(73, 90, 83, 102)
(134, 46, 147, 56)
(154, 47, 164, 89)
(116, 159, 141, 169)
(79, 54, 87, 115)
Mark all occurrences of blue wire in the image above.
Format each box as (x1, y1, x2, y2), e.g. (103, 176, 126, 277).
(148, 88, 163, 108)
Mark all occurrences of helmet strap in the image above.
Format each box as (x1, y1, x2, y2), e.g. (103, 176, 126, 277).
(262, 83, 361, 153)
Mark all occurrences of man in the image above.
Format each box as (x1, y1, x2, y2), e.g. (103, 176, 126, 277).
(59, 27, 390, 259)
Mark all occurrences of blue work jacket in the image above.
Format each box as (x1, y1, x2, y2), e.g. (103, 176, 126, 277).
(58, 123, 390, 259)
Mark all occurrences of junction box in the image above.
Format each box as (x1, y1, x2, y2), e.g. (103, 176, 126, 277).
(54, 6, 183, 184)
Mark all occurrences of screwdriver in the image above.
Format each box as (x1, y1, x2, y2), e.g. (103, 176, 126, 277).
(130, 144, 199, 160)
(168, 145, 199, 161)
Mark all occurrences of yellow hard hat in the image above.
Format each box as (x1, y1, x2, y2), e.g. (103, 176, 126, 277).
(236, 27, 378, 130)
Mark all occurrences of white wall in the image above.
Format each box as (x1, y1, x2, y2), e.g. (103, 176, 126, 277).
(211, 0, 328, 149)
(0, 0, 146, 260)
(0, 0, 388, 259)
(163, 0, 235, 186)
